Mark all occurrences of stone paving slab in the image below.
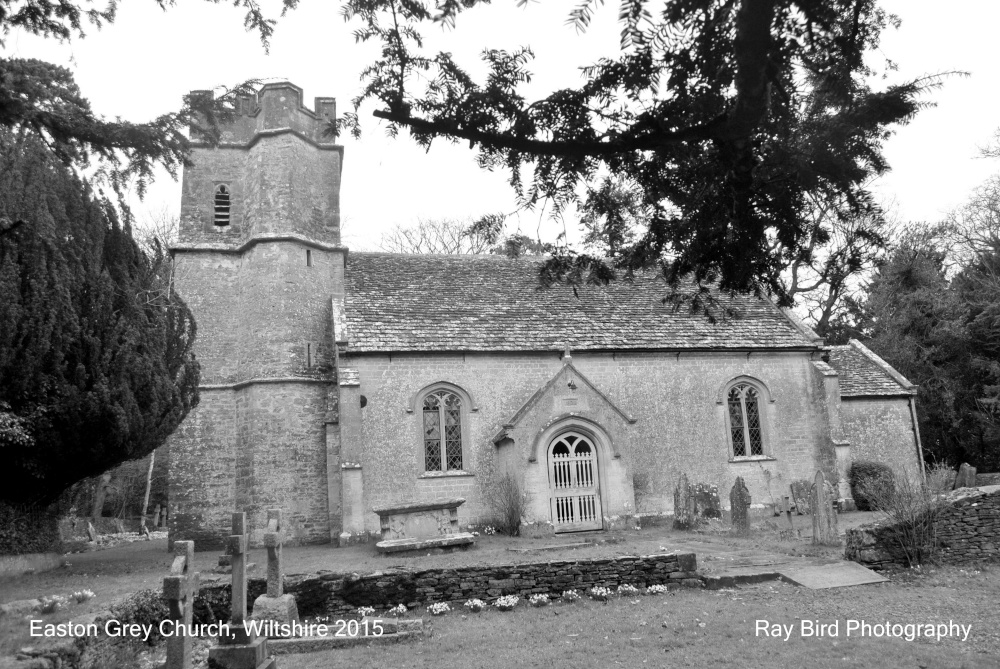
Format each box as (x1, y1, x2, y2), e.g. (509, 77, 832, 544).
(777, 561, 888, 589)
(506, 542, 591, 553)
(656, 539, 887, 590)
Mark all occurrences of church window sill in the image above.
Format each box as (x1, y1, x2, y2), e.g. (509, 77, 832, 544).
(729, 455, 776, 463)
(419, 471, 474, 479)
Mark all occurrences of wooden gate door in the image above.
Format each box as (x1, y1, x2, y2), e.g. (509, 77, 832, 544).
(548, 432, 602, 532)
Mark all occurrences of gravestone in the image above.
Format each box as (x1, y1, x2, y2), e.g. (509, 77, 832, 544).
(789, 480, 811, 514)
(729, 477, 751, 535)
(673, 474, 695, 529)
(251, 509, 299, 629)
(954, 463, 978, 489)
(811, 471, 839, 546)
(86, 521, 97, 543)
(692, 483, 722, 519)
(163, 541, 200, 669)
(209, 513, 277, 669)
(153, 504, 162, 528)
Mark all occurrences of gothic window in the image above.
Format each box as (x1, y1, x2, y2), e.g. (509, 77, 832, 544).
(422, 390, 463, 472)
(727, 383, 765, 457)
(214, 184, 231, 226)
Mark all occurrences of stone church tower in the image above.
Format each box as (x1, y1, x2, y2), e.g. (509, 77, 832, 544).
(168, 83, 345, 548)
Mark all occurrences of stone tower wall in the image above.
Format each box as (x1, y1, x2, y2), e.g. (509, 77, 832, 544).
(168, 83, 344, 549)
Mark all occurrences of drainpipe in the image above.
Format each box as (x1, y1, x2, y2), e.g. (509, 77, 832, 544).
(908, 395, 926, 481)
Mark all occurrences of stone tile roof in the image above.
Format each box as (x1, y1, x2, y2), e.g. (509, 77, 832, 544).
(344, 253, 822, 353)
(826, 340, 917, 397)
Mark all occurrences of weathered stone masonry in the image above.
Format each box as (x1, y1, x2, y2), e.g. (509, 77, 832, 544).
(168, 83, 345, 548)
(199, 552, 701, 618)
(846, 487, 1000, 568)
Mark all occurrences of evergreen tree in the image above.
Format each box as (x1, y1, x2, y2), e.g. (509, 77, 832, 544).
(0, 132, 199, 506)
(862, 226, 1000, 471)
(339, 0, 937, 304)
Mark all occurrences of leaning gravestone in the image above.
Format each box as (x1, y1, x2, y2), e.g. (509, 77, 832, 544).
(673, 474, 695, 529)
(209, 512, 278, 669)
(252, 509, 299, 630)
(729, 477, 751, 535)
(811, 471, 839, 546)
(789, 480, 812, 515)
(163, 541, 200, 669)
(954, 463, 978, 489)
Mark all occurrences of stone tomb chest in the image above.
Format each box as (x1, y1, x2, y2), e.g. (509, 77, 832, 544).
(373, 497, 476, 553)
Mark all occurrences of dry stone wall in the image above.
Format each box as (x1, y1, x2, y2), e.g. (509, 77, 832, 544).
(199, 552, 701, 617)
(846, 487, 1000, 568)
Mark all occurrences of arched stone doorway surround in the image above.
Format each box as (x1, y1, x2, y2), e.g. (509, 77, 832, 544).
(523, 416, 631, 533)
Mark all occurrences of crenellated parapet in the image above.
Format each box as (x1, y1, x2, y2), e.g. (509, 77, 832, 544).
(189, 82, 338, 147)
(178, 82, 343, 246)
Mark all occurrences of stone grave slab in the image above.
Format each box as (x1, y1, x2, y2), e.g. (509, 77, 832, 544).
(374, 498, 475, 553)
(376, 533, 476, 553)
(777, 561, 888, 589)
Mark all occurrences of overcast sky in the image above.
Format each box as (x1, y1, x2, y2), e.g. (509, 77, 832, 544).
(5, 0, 999, 249)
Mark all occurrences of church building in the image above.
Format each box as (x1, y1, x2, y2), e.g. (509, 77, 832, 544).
(167, 83, 923, 548)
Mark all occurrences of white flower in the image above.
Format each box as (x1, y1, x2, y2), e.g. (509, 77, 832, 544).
(528, 593, 550, 607)
(588, 586, 613, 601)
(357, 606, 376, 617)
(464, 599, 485, 612)
(494, 595, 519, 611)
(561, 589, 581, 602)
(617, 584, 640, 596)
(427, 602, 451, 616)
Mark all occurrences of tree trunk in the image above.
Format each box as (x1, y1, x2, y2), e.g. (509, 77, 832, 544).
(91, 472, 112, 520)
(140, 451, 155, 530)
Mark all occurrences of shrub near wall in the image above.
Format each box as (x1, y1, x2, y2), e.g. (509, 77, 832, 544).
(0, 502, 61, 555)
(846, 487, 1000, 568)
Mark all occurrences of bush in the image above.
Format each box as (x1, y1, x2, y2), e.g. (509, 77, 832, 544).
(482, 473, 529, 536)
(108, 590, 169, 645)
(861, 473, 943, 566)
(849, 461, 895, 511)
(108, 588, 222, 645)
(0, 501, 62, 555)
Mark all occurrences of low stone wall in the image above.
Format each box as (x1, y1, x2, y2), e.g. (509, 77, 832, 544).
(846, 487, 1000, 568)
(201, 552, 701, 618)
(0, 552, 63, 578)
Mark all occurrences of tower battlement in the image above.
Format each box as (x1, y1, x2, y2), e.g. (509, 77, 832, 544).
(190, 82, 338, 147)
(178, 82, 343, 245)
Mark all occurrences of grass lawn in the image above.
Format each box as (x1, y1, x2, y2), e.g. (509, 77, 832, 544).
(288, 566, 1000, 669)
(1, 509, 982, 667)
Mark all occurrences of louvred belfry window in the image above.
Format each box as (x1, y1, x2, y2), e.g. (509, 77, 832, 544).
(727, 384, 764, 457)
(214, 185, 231, 226)
(423, 390, 463, 471)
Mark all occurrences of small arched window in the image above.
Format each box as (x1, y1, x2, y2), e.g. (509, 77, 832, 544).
(727, 383, 764, 457)
(214, 184, 231, 226)
(422, 390, 463, 472)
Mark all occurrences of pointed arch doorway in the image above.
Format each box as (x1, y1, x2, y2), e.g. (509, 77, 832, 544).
(547, 431, 602, 532)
